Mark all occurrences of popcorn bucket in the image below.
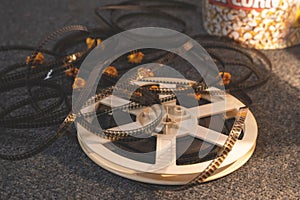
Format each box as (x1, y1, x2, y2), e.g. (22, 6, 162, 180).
(202, 0, 300, 49)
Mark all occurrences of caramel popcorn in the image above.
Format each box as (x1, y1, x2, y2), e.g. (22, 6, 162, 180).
(103, 66, 118, 77)
(26, 52, 45, 65)
(128, 51, 144, 63)
(219, 72, 231, 85)
(72, 77, 86, 89)
(86, 37, 102, 49)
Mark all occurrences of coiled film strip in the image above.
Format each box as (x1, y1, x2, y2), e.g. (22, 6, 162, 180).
(0, 0, 267, 188)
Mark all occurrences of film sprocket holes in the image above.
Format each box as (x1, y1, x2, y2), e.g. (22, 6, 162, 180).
(203, 0, 300, 49)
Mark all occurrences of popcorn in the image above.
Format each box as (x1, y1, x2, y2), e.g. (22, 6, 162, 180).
(103, 66, 118, 77)
(26, 52, 45, 65)
(203, 0, 300, 49)
(127, 51, 144, 64)
(72, 77, 86, 89)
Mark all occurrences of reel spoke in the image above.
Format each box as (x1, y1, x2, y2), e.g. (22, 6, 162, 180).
(155, 133, 177, 169)
(192, 125, 228, 147)
(188, 93, 245, 118)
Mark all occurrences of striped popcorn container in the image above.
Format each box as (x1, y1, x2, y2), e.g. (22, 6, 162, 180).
(202, 0, 300, 49)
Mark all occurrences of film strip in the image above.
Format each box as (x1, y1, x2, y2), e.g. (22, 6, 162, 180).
(0, 0, 268, 188)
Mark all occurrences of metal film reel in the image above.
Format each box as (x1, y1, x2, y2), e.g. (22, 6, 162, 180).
(77, 77, 258, 185)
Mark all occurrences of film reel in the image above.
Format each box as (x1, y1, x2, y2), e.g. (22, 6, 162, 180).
(77, 77, 257, 185)
(0, 1, 271, 189)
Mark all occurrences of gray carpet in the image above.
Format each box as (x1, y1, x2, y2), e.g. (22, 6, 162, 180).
(0, 0, 299, 199)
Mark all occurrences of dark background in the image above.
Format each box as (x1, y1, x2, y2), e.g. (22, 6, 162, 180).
(0, 0, 299, 199)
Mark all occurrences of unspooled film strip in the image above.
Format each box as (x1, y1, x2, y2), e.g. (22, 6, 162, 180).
(0, 0, 270, 189)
